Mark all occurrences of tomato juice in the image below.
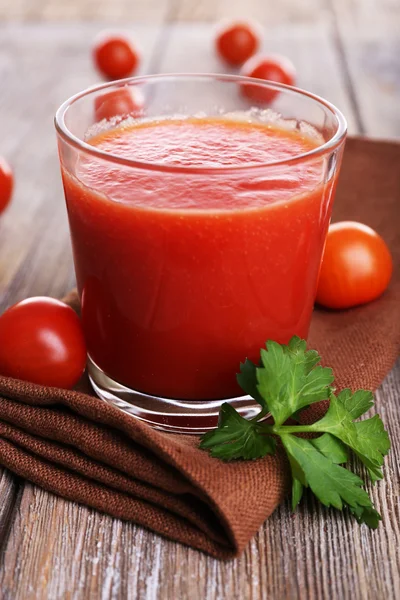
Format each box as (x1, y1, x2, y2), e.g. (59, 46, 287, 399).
(61, 117, 337, 400)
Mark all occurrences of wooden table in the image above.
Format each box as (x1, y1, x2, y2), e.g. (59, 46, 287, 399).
(0, 0, 399, 598)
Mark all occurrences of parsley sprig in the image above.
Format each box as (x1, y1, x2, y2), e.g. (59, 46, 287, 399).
(200, 337, 390, 528)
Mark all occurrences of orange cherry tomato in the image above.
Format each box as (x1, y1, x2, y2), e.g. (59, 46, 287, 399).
(316, 221, 393, 310)
(240, 54, 296, 103)
(0, 297, 87, 388)
(94, 88, 144, 121)
(215, 21, 261, 66)
(0, 157, 13, 214)
(93, 33, 140, 80)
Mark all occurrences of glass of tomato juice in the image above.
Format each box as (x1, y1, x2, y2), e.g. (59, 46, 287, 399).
(55, 74, 346, 433)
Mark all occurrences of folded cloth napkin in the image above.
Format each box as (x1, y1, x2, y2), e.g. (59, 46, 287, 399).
(0, 137, 399, 559)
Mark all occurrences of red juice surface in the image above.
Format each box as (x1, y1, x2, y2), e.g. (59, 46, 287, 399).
(62, 117, 336, 399)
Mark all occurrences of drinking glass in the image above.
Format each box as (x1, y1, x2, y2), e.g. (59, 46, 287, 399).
(55, 74, 347, 433)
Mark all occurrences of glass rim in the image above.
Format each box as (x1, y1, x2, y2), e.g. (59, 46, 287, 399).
(55, 72, 347, 174)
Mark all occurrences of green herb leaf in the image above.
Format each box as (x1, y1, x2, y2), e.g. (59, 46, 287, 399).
(200, 336, 389, 529)
(280, 435, 374, 513)
(257, 339, 334, 426)
(236, 358, 265, 408)
(309, 394, 390, 482)
(292, 478, 304, 510)
(353, 416, 391, 481)
(310, 433, 349, 464)
(336, 388, 374, 419)
(350, 504, 381, 529)
(284, 336, 321, 372)
(200, 402, 276, 460)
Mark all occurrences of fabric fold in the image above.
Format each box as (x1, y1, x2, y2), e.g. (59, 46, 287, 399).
(0, 137, 398, 558)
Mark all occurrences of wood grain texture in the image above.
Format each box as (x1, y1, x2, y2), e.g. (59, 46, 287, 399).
(0, 2, 399, 597)
(0, 0, 327, 23)
(0, 469, 18, 550)
(0, 21, 163, 586)
(155, 22, 359, 134)
(330, 0, 400, 138)
(0, 0, 170, 23)
(0, 361, 399, 600)
(173, 0, 330, 25)
(0, 23, 162, 310)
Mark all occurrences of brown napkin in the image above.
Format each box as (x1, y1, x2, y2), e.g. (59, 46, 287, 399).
(0, 137, 399, 559)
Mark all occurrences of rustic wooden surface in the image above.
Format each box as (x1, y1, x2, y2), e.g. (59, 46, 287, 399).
(0, 0, 399, 598)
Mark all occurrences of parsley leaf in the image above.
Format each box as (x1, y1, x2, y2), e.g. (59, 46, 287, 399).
(291, 478, 304, 510)
(280, 434, 374, 512)
(257, 339, 334, 426)
(200, 402, 276, 460)
(310, 433, 348, 464)
(200, 336, 390, 528)
(353, 417, 391, 481)
(336, 388, 374, 419)
(350, 504, 381, 529)
(309, 393, 390, 482)
(236, 358, 265, 407)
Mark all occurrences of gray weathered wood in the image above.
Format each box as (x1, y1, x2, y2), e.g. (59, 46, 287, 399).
(0, 18, 164, 577)
(0, 3, 399, 598)
(330, 0, 400, 138)
(0, 0, 170, 23)
(0, 23, 162, 309)
(172, 0, 331, 25)
(0, 361, 399, 600)
(0, 469, 18, 550)
(155, 22, 359, 134)
(0, 0, 327, 24)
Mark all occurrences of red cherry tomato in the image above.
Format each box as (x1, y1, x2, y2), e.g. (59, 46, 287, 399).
(0, 297, 87, 388)
(215, 21, 261, 66)
(0, 157, 13, 214)
(316, 222, 393, 310)
(240, 54, 296, 103)
(93, 33, 140, 80)
(94, 88, 144, 121)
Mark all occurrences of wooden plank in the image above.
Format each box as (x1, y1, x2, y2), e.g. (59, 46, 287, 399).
(0, 20, 163, 577)
(330, 0, 399, 31)
(329, 0, 400, 138)
(0, 0, 326, 23)
(155, 22, 359, 133)
(0, 470, 19, 549)
(172, 0, 330, 25)
(0, 23, 162, 310)
(0, 20, 361, 311)
(0, 11, 399, 600)
(0, 0, 170, 23)
(0, 361, 399, 599)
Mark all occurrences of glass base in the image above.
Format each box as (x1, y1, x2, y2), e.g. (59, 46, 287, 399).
(87, 355, 261, 434)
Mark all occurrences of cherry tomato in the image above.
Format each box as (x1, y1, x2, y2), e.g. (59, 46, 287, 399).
(0, 157, 13, 214)
(94, 88, 144, 121)
(93, 33, 140, 80)
(215, 21, 261, 66)
(0, 297, 87, 388)
(316, 222, 393, 310)
(240, 54, 296, 103)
